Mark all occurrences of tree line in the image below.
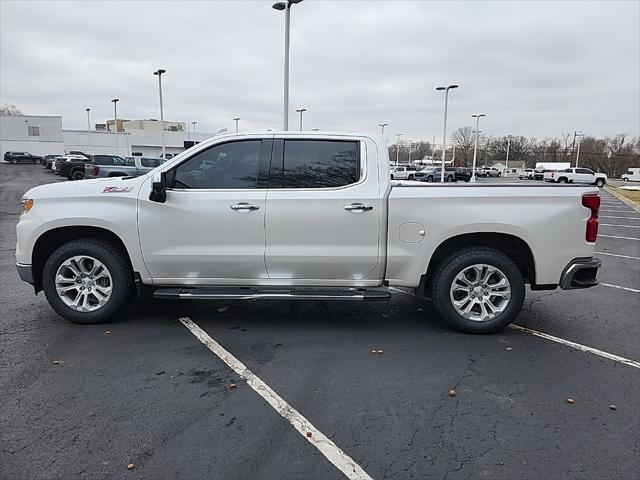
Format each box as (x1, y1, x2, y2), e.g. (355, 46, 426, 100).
(389, 128, 640, 177)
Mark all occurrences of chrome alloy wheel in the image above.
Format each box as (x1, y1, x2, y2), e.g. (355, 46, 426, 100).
(54, 255, 113, 312)
(449, 263, 511, 322)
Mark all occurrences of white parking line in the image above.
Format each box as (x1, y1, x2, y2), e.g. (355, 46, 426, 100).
(389, 289, 640, 368)
(508, 325, 640, 369)
(600, 283, 640, 293)
(600, 215, 640, 220)
(179, 317, 373, 480)
(596, 251, 640, 260)
(601, 209, 637, 213)
(599, 234, 640, 241)
(600, 224, 640, 228)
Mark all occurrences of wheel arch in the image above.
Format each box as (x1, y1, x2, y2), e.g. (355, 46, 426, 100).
(31, 226, 133, 293)
(419, 232, 536, 298)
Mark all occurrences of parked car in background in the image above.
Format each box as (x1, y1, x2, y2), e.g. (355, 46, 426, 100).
(519, 168, 535, 180)
(414, 167, 439, 182)
(84, 155, 165, 179)
(4, 151, 43, 164)
(390, 165, 418, 180)
(478, 166, 501, 178)
(413, 167, 470, 183)
(533, 169, 550, 181)
(53, 155, 93, 180)
(622, 168, 640, 182)
(42, 155, 63, 168)
(544, 168, 607, 187)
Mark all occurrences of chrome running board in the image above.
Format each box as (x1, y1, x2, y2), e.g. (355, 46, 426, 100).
(153, 287, 391, 301)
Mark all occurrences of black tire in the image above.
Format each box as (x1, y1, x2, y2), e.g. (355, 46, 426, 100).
(595, 179, 605, 188)
(390, 174, 394, 180)
(558, 177, 567, 183)
(431, 247, 525, 334)
(445, 175, 454, 182)
(426, 176, 433, 183)
(70, 169, 85, 181)
(408, 174, 414, 180)
(42, 239, 136, 324)
(497, 172, 502, 177)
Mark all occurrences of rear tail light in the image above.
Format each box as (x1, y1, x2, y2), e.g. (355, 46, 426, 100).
(93, 165, 100, 176)
(582, 193, 600, 242)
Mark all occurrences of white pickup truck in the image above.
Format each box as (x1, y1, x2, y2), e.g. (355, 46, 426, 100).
(544, 167, 607, 187)
(16, 132, 602, 333)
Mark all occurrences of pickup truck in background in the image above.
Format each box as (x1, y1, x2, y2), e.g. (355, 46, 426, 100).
(84, 155, 165, 179)
(16, 132, 602, 334)
(544, 167, 607, 187)
(390, 165, 418, 180)
(51, 155, 91, 178)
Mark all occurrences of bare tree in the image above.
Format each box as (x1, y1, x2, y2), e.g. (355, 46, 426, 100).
(0, 104, 22, 116)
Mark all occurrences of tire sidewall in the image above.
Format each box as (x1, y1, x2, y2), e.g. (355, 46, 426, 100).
(432, 248, 525, 333)
(43, 240, 133, 323)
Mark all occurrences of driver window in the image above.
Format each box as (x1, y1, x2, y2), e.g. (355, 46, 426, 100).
(173, 140, 262, 189)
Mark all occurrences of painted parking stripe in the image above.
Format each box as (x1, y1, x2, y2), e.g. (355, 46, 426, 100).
(600, 224, 640, 228)
(600, 283, 640, 293)
(601, 209, 637, 213)
(179, 317, 373, 480)
(599, 234, 640, 241)
(596, 251, 640, 260)
(389, 288, 640, 368)
(600, 215, 640, 220)
(508, 325, 640, 369)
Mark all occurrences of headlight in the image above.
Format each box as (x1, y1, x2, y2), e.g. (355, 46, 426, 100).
(21, 199, 33, 215)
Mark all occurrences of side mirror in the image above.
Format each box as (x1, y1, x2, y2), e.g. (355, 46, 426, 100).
(149, 171, 167, 203)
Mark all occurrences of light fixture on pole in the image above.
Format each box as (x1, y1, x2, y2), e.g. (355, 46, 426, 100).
(110, 98, 119, 155)
(85, 108, 91, 154)
(575, 132, 586, 167)
(153, 69, 167, 159)
(233, 117, 240, 133)
(470, 114, 486, 183)
(395, 133, 403, 166)
(436, 84, 459, 182)
(295, 108, 306, 130)
(272, 0, 304, 131)
(378, 123, 388, 135)
(505, 135, 512, 177)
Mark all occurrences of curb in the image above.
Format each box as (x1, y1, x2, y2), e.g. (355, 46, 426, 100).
(604, 186, 640, 213)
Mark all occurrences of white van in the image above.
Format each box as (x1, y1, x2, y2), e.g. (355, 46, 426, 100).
(622, 168, 640, 182)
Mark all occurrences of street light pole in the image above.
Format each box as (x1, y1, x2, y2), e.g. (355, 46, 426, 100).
(408, 141, 413, 163)
(470, 114, 486, 183)
(272, 0, 304, 131)
(110, 98, 119, 156)
(575, 132, 585, 167)
(378, 123, 388, 135)
(395, 133, 402, 166)
(505, 135, 512, 177)
(295, 108, 306, 130)
(85, 108, 91, 154)
(436, 84, 458, 182)
(154, 69, 166, 159)
(233, 117, 240, 133)
(191, 121, 197, 140)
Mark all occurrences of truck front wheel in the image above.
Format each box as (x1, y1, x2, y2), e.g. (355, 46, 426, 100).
(42, 239, 136, 323)
(431, 247, 525, 333)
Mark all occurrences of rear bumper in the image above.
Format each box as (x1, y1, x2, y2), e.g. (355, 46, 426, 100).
(559, 257, 601, 290)
(17, 263, 34, 285)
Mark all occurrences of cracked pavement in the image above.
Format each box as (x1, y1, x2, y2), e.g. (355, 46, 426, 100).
(1, 163, 639, 479)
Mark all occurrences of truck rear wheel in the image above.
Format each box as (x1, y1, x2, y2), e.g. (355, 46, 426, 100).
(431, 247, 525, 333)
(595, 179, 605, 187)
(42, 239, 136, 323)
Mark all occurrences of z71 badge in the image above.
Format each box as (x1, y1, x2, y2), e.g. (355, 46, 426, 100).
(102, 186, 133, 193)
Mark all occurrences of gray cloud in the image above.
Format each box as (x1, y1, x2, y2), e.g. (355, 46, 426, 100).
(1, 0, 638, 141)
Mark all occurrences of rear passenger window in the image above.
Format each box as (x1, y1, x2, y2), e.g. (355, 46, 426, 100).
(277, 140, 360, 189)
(141, 158, 161, 168)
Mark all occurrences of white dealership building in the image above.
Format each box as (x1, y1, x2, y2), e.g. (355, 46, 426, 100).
(1, 114, 217, 159)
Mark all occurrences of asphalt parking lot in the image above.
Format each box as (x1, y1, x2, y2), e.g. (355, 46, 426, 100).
(1, 163, 638, 480)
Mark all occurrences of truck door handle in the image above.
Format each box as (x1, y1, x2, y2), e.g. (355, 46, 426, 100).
(230, 203, 260, 211)
(344, 203, 373, 212)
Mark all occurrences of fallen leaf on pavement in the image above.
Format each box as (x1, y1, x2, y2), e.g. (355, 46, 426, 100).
(218, 307, 228, 313)
(609, 405, 617, 411)
(567, 398, 575, 404)
(52, 360, 61, 365)
(449, 389, 456, 397)
(127, 463, 135, 470)
(105, 331, 111, 335)
(229, 383, 238, 389)
(377, 350, 384, 354)
(506, 347, 512, 351)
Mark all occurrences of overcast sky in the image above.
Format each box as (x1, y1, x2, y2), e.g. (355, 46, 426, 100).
(1, 0, 639, 142)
